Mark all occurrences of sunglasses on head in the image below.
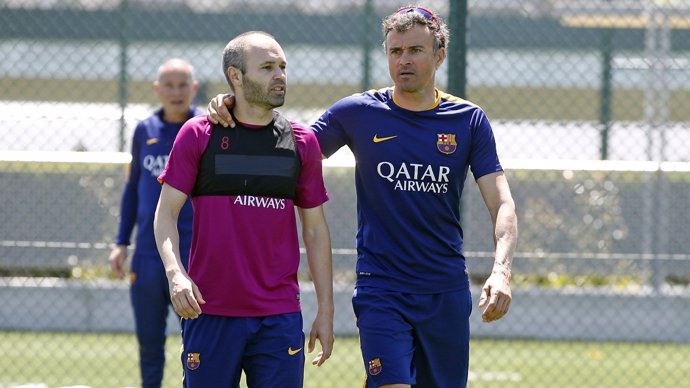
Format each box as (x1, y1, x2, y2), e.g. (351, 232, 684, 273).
(396, 6, 438, 23)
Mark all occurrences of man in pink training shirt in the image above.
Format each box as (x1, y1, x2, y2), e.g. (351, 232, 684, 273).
(154, 31, 334, 388)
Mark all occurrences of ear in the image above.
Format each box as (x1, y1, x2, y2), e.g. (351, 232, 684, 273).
(227, 66, 242, 87)
(435, 47, 446, 69)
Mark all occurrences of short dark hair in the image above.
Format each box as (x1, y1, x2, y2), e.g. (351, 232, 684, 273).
(221, 31, 276, 90)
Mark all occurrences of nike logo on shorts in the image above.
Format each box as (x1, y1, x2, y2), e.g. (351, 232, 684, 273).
(373, 134, 398, 143)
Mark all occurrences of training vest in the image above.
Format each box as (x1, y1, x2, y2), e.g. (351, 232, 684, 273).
(192, 111, 300, 199)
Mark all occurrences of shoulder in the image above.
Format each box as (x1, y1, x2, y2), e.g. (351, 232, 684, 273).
(290, 120, 317, 145)
(290, 120, 322, 159)
(182, 114, 211, 131)
(134, 110, 161, 131)
(437, 90, 483, 112)
(436, 90, 490, 124)
(176, 115, 212, 143)
(330, 87, 392, 111)
(131, 111, 163, 143)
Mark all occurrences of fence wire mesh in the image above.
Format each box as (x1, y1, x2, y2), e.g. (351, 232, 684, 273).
(1, 0, 690, 387)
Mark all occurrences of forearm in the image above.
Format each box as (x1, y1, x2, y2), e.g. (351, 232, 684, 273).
(303, 226, 334, 314)
(115, 184, 138, 245)
(154, 205, 185, 277)
(492, 201, 517, 277)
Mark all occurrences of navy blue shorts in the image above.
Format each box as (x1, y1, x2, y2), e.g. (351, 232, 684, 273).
(181, 312, 305, 388)
(352, 286, 472, 388)
(130, 253, 176, 388)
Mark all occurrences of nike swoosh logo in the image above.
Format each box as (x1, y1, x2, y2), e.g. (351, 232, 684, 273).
(373, 134, 398, 143)
(288, 347, 303, 356)
(146, 138, 159, 145)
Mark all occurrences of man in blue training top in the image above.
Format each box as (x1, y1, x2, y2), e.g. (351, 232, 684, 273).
(109, 58, 201, 388)
(208, 5, 517, 388)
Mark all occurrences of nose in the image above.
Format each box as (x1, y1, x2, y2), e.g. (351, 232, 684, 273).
(273, 68, 286, 80)
(398, 51, 413, 66)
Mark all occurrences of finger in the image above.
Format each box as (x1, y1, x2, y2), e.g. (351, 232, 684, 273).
(311, 352, 324, 366)
(115, 261, 127, 279)
(320, 339, 333, 362)
(192, 284, 206, 305)
(109, 259, 122, 277)
(478, 288, 489, 307)
(223, 94, 234, 108)
(171, 297, 191, 319)
(308, 331, 317, 353)
(482, 293, 500, 322)
(207, 114, 220, 125)
(183, 291, 201, 317)
(496, 295, 511, 317)
(207, 97, 225, 126)
(221, 95, 236, 128)
(172, 290, 200, 319)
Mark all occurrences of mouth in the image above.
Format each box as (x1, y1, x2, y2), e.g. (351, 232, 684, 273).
(270, 84, 286, 95)
(398, 70, 415, 78)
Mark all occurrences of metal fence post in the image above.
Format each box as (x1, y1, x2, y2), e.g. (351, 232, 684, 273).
(118, 0, 129, 152)
(447, 0, 468, 99)
(599, 27, 613, 160)
(361, 0, 374, 92)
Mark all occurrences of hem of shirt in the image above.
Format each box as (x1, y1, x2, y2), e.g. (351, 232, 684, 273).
(200, 306, 302, 318)
(355, 277, 470, 294)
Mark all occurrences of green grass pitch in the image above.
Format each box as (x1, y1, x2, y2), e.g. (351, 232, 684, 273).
(1, 331, 689, 388)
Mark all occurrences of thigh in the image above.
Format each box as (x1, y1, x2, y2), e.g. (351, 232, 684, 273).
(181, 315, 244, 388)
(353, 287, 416, 388)
(130, 254, 170, 340)
(413, 288, 472, 388)
(244, 312, 305, 388)
(130, 253, 169, 305)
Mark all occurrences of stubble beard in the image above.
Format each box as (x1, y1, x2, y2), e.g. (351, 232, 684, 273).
(243, 75, 285, 109)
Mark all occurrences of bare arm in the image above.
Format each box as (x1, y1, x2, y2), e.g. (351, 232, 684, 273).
(476, 171, 518, 322)
(154, 183, 205, 319)
(298, 205, 334, 367)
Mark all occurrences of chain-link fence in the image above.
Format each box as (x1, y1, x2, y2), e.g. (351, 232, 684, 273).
(1, 0, 690, 387)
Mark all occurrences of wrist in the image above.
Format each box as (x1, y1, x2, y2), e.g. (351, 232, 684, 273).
(317, 302, 335, 315)
(492, 262, 512, 279)
(165, 267, 184, 279)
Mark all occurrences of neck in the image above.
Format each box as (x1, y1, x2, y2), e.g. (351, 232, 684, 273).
(392, 86, 438, 112)
(232, 99, 274, 126)
(162, 110, 189, 124)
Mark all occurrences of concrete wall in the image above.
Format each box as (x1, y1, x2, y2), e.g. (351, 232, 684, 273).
(2, 278, 688, 343)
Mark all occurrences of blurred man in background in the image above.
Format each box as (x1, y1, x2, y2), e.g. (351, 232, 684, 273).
(109, 58, 201, 388)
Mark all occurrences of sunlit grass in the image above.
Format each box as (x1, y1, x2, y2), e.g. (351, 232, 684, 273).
(1, 331, 689, 388)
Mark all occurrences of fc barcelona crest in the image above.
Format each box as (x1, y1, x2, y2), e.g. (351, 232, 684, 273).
(368, 357, 382, 376)
(186, 352, 201, 370)
(436, 133, 457, 154)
